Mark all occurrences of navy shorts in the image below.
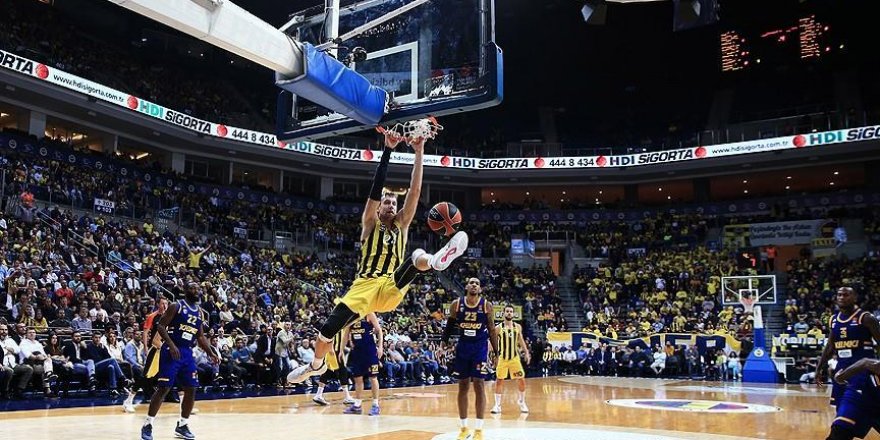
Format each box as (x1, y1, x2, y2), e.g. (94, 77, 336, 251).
(832, 388, 880, 438)
(156, 346, 199, 388)
(452, 341, 489, 380)
(349, 348, 380, 378)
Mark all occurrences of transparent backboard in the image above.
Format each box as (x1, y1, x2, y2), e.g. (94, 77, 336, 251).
(721, 275, 778, 306)
(277, 0, 502, 140)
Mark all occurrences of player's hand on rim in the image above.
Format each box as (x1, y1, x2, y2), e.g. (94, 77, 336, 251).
(383, 130, 404, 149)
(408, 136, 426, 151)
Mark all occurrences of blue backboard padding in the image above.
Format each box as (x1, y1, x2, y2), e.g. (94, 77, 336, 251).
(276, 43, 388, 125)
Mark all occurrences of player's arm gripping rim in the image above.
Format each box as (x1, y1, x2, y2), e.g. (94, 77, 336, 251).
(394, 137, 425, 229)
(368, 313, 384, 359)
(486, 300, 499, 366)
(816, 316, 839, 386)
(155, 302, 181, 360)
(361, 131, 402, 241)
(834, 358, 880, 384)
(517, 322, 531, 365)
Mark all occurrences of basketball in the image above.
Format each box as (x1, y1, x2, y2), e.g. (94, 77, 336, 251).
(427, 202, 462, 236)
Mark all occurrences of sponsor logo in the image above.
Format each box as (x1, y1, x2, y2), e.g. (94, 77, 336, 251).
(805, 131, 844, 147)
(441, 155, 451, 167)
(313, 144, 363, 160)
(35, 64, 48, 79)
(133, 99, 165, 118)
(694, 146, 707, 158)
(477, 158, 529, 170)
(217, 125, 228, 137)
(362, 149, 374, 161)
(0, 50, 35, 75)
(596, 155, 607, 167)
(845, 125, 880, 142)
(164, 110, 211, 133)
(754, 348, 765, 357)
(432, 428, 690, 440)
(534, 157, 545, 168)
(793, 135, 807, 148)
(606, 399, 782, 413)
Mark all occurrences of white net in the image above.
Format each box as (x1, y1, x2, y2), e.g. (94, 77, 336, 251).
(379, 116, 443, 142)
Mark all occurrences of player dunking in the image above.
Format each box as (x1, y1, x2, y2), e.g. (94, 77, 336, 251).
(443, 277, 499, 440)
(342, 313, 384, 416)
(141, 284, 218, 440)
(491, 304, 530, 414)
(288, 129, 468, 384)
(313, 331, 354, 406)
(816, 287, 880, 406)
(827, 358, 880, 439)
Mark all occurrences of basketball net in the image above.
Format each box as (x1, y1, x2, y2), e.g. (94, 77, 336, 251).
(740, 297, 764, 329)
(376, 116, 443, 143)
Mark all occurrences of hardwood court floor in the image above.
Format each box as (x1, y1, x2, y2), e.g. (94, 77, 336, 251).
(0, 376, 873, 440)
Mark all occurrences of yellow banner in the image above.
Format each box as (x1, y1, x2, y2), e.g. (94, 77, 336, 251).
(443, 303, 523, 321)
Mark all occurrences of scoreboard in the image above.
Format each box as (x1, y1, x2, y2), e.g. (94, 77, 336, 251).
(720, 14, 838, 72)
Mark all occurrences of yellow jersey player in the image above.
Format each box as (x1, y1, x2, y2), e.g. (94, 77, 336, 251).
(491, 304, 531, 414)
(288, 129, 468, 384)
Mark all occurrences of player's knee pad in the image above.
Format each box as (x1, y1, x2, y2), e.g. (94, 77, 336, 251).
(827, 425, 855, 440)
(319, 303, 360, 341)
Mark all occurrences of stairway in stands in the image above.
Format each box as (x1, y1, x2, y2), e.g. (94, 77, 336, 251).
(556, 275, 585, 332)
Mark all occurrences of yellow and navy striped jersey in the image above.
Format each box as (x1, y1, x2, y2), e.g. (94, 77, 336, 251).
(497, 322, 521, 361)
(357, 220, 406, 278)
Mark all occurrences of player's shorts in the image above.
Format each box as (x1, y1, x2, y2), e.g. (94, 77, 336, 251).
(831, 388, 880, 438)
(325, 352, 342, 372)
(349, 348, 380, 378)
(496, 358, 525, 380)
(144, 346, 160, 379)
(154, 345, 199, 389)
(452, 341, 489, 380)
(338, 276, 410, 317)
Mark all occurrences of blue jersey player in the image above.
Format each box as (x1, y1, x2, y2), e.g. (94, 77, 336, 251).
(343, 312, 384, 416)
(816, 287, 880, 406)
(442, 277, 499, 440)
(142, 284, 218, 440)
(827, 358, 880, 439)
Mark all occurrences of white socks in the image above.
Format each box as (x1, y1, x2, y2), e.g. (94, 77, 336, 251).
(144, 416, 155, 427)
(518, 391, 526, 402)
(475, 419, 484, 430)
(178, 418, 188, 427)
(353, 398, 363, 407)
(372, 399, 379, 407)
(494, 394, 502, 406)
(343, 387, 352, 399)
(460, 419, 468, 428)
(316, 385, 325, 398)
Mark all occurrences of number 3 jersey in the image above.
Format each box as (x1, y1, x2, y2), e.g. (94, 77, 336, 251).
(829, 308, 876, 402)
(168, 300, 203, 350)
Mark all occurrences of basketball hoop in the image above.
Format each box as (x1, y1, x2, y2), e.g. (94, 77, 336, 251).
(376, 116, 443, 143)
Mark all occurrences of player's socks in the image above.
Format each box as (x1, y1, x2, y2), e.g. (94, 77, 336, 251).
(475, 419, 484, 430)
(316, 385, 325, 399)
(460, 419, 468, 428)
(495, 394, 502, 406)
(144, 416, 155, 427)
(178, 417, 188, 427)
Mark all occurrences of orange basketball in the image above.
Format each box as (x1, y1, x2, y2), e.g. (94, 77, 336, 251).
(427, 202, 462, 236)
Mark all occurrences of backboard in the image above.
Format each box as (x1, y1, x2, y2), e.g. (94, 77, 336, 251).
(276, 0, 502, 140)
(721, 275, 777, 306)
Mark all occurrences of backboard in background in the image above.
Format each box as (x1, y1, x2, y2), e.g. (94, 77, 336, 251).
(720, 275, 777, 306)
(277, 0, 502, 140)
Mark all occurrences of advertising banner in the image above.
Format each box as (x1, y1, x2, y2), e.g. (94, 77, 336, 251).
(2, 49, 877, 171)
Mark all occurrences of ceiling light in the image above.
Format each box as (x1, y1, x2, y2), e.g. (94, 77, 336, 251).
(785, 186, 790, 190)
(830, 182, 835, 186)
(743, 190, 749, 194)
(658, 187, 662, 192)
(743, 180, 748, 184)
(833, 171, 839, 175)
(786, 176, 792, 180)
